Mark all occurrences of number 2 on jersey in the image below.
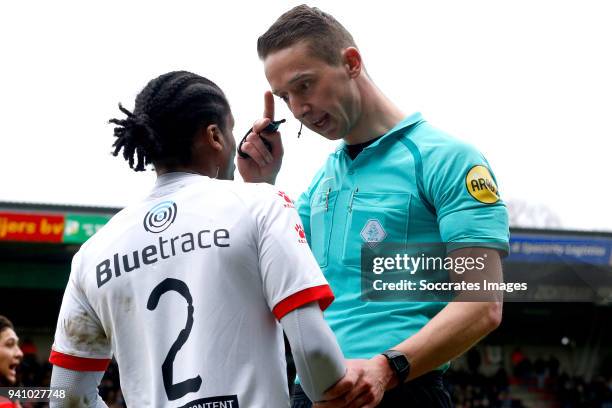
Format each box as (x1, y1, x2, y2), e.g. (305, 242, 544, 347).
(147, 278, 202, 401)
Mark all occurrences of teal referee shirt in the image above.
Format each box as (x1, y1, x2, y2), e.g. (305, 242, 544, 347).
(296, 112, 509, 361)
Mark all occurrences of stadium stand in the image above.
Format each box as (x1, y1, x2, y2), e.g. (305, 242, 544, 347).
(1, 201, 612, 407)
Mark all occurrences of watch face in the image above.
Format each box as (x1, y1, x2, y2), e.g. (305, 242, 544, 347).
(395, 358, 409, 372)
(384, 351, 410, 380)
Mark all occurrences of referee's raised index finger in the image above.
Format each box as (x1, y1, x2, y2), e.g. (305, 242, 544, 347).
(264, 91, 275, 120)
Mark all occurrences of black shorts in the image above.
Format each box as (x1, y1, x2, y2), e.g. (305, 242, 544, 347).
(291, 371, 453, 408)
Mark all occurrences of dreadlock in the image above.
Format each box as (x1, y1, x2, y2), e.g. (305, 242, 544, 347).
(109, 71, 231, 171)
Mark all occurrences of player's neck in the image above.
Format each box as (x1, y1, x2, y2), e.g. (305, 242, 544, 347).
(155, 164, 216, 179)
(344, 78, 405, 145)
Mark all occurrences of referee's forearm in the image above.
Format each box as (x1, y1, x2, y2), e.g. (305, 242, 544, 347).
(390, 300, 501, 384)
(384, 248, 503, 385)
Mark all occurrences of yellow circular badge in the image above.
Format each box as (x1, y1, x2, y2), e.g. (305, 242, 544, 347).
(465, 165, 500, 204)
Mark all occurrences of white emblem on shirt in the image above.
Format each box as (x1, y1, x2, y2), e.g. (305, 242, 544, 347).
(360, 219, 387, 248)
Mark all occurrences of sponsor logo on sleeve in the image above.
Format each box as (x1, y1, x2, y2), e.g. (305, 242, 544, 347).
(465, 165, 500, 204)
(277, 191, 295, 208)
(295, 224, 307, 244)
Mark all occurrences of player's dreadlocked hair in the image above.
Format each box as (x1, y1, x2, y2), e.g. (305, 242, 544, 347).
(109, 71, 231, 171)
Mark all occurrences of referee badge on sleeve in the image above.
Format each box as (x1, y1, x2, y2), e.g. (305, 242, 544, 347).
(465, 165, 500, 204)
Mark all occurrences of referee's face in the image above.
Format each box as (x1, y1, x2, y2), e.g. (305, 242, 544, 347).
(264, 41, 361, 141)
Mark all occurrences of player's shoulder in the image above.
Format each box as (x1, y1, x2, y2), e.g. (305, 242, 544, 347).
(76, 205, 132, 258)
(174, 179, 288, 218)
(220, 181, 291, 210)
(81, 205, 128, 241)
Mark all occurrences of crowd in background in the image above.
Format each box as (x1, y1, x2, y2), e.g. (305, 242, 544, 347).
(11, 344, 126, 408)
(7, 344, 612, 408)
(447, 349, 612, 408)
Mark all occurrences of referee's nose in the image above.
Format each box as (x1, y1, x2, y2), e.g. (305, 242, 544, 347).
(289, 96, 311, 122)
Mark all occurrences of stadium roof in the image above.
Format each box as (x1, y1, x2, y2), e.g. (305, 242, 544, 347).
(0, 201, 121, 215)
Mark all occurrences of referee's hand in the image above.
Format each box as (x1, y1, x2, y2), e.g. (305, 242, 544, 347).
(237, 91, 284, 184)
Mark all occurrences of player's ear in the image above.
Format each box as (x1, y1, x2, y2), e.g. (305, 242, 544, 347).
(342, 47, 362, 79)
(204, 124, 225, 152)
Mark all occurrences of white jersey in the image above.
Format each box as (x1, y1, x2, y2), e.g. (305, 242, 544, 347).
(50, 173, 333, 408)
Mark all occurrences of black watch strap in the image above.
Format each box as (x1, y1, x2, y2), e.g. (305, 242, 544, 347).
(381, 350, 411, 384)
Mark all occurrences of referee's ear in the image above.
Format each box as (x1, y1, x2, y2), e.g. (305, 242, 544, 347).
(342, 47, 362, 79)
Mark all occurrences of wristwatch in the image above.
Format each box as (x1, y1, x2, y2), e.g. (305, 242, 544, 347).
(381, 350, 411, 384)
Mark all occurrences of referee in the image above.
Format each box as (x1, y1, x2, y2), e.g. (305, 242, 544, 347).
(239, 5, 509, 407)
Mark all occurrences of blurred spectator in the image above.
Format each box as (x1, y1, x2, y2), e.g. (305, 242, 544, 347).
(548, 355, 560, 379)
(0, 315, 24, 408)
(534, 356, 547, 389)
(467, 348, 482, 374)
(0, 316, 24, 387)
(511, 347, 525, 377)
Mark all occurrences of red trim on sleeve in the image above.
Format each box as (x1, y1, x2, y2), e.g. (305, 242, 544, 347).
(49, 350, 111, 371)
(273, 284, 335, 320)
